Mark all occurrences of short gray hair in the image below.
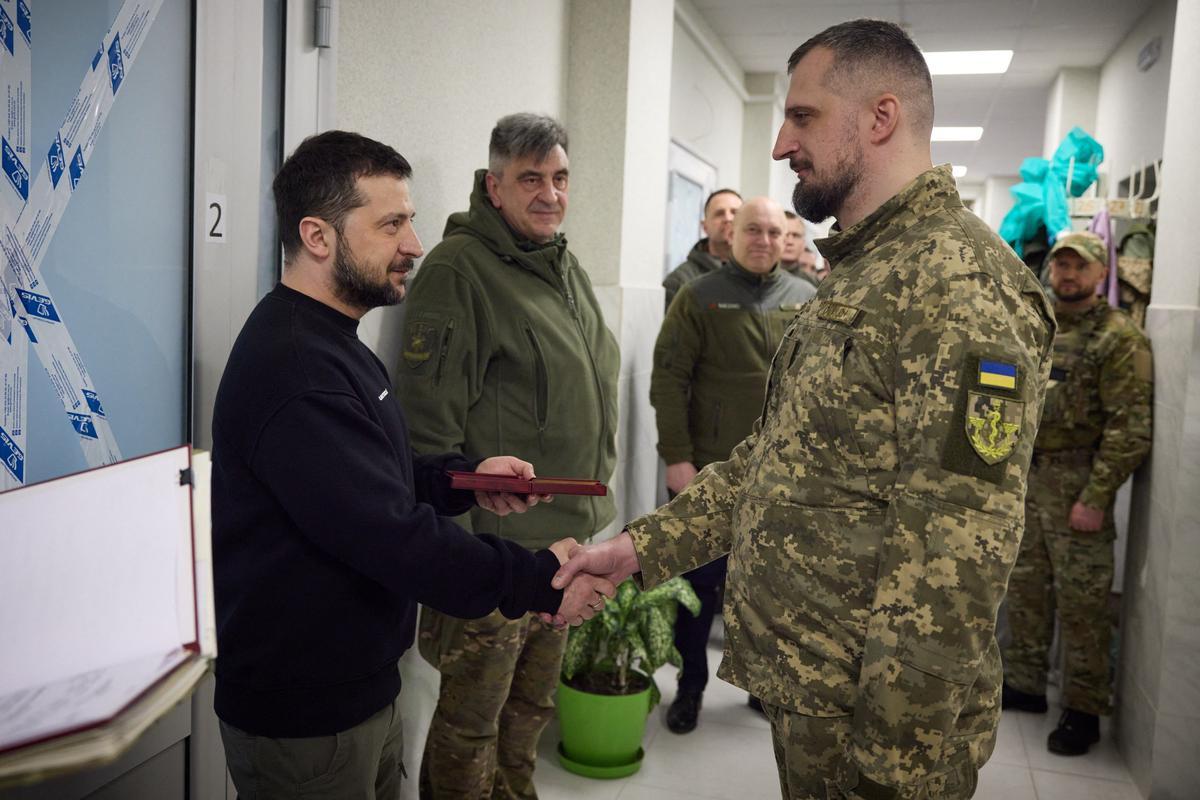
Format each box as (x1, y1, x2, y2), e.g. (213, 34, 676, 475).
(488, 113, 569, 176)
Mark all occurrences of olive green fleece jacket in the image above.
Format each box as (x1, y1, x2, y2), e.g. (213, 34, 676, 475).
(397, 170, 619, 548)
(651, 261, 814, 467)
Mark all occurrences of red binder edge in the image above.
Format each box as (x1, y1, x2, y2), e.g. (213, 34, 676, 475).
(447, 471, 608, 496)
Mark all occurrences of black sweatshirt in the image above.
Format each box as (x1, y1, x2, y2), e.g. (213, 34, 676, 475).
(211, 284, 563, 737)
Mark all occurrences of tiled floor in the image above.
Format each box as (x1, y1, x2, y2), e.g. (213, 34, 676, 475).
(534, 625, 1142, 799)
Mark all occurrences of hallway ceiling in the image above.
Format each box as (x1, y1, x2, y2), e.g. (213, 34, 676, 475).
(691, 0, 1158, 184)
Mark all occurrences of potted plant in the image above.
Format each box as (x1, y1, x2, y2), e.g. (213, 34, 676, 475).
(555, 576, 701, 778)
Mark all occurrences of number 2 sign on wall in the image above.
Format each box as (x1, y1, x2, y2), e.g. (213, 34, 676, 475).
(205, 193, 226, 242)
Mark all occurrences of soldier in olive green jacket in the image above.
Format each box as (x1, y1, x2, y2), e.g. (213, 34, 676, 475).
(652, 197, 814, 734)
(662, 188, 743, 310)
(398, 114, 619, 799)
(552, 23, 1056, 799)
(1003, 231, 1152, 756)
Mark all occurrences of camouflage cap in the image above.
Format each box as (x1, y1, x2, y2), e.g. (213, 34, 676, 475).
(1048, 231, 1107, 265)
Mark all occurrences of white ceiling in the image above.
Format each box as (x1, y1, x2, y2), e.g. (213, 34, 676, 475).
(690, 0, 1157, 183)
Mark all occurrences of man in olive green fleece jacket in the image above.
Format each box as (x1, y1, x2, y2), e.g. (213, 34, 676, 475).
(651, 197, 814, 735)
(662, 188, 743, 310)
(397, 113, 619, 799)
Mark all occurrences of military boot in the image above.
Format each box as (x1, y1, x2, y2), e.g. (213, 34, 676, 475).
(1047, 709, 1100, 755)
(666, 689, 702, 734)
(1002, 682, 1048, 713)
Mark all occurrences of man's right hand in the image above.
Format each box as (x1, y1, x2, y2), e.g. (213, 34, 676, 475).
(666, 461, 699, 494)
(538, 532, 642, 628)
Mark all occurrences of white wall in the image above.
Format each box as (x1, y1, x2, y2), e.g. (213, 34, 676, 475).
(670, 0, 745, 190)
(337, 7, 570, 796)
(1042, 68, 1100, 159)
(1094, 0, 1176, 189)
(337, 0, 570, 364)
(982, 175, 1020, 234)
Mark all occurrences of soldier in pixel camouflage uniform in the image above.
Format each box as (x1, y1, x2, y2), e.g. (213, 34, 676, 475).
(552, 20, 1056, 799)
(1002, 231, 1152, 756)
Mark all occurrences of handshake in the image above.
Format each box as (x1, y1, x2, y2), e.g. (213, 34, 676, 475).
(542, 532, 641, 628)
(470, 456, 640, 628)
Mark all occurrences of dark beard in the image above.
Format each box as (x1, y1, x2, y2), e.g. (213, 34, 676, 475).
(792, 158, 863, 223)
(1054, 287, 1096, 303)
(791, 128, 864, 223)
(332, 239, 408, 310)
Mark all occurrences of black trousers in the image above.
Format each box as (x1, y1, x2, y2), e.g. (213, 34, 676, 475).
(673, 555, 728, 694)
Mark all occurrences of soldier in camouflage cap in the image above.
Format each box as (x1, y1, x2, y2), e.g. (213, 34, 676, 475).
(552, 19, 1056, 800)
(1002, 230, 1152, 756)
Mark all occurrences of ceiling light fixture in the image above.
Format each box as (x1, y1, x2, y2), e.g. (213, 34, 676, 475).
(923, 50, 1013, 75)
(952, 165, 968, 178)
(932, 126, 984, 142)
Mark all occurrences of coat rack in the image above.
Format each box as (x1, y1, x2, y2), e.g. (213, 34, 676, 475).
(1068, 157, 1160, 220)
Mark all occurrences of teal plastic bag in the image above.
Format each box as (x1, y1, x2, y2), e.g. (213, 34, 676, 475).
(999, 127, 1104, 256)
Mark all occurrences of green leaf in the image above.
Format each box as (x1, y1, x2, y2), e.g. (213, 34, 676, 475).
(626, 628, 650, 665)
(640, 577, 701, 617)
(562, 622, 598, 680)
(644, 606, 676, 669)
(615, 579, 639, 611)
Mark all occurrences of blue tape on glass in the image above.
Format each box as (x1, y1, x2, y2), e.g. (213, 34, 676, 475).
(69, 146, 86, 191)
(17, 0, 30, 45)
(47, 134, 65, 189)
(107, 33, 125, 94)
(16, 289, 62, 323)
(3, 137, 30, 201)
(0, 423, 25, 482)
(0, 5, 13, 55)
(67, 412, 98, 439)
(83, 389, 106, 418)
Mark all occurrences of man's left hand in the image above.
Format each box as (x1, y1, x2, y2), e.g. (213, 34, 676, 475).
(473, 456, 553, 516)
(1069, 501, 1105, 532)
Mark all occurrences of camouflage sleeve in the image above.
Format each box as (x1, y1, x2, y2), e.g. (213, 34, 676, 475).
(1078, 325, 1153, 509)
(650, 288, 704, 464)
(849, 272, 1052, 790)
(625, 426, 758, 589)
(396, 259, 489, 466)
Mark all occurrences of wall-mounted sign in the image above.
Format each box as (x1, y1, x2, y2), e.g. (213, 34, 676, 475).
(1137, 36, 1162, 73)
(206, 193, 227, 242)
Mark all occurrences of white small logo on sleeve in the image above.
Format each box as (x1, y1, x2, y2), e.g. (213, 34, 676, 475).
(378, 389, 389, 401)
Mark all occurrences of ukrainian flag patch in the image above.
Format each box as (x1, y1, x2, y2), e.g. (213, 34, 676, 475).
(979, 359, 1017, 390)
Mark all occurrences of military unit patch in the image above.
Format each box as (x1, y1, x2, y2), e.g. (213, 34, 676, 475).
(965, 391, 1023, 465)
(816, 301, 862, 327)
(403, 321, 435, 368)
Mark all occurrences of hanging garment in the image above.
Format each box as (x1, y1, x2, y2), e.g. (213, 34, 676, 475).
(1087, 208, 1120, 309)
(1117, 223, 1155, 328)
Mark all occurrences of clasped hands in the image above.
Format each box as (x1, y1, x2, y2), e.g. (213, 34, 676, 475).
(542, 532, 642, 628)
(470, 457, 640, 628)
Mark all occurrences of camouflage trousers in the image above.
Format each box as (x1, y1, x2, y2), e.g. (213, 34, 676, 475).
(762, 704, 980, 799)
(1004, 454, 1115, 715)
(418, 606, 567, 799)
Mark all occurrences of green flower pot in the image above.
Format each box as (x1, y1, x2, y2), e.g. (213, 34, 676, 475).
(556, 676, 651, 779)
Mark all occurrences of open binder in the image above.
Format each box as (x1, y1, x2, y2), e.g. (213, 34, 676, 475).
(0, 445, 216, 787)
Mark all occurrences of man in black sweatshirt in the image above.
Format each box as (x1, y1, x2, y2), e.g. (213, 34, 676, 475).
(211, 131, 614, 799)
